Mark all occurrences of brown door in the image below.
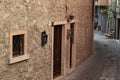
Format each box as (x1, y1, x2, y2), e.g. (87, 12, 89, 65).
(70, 23, 74, 68)
(53, 25, 62, 78)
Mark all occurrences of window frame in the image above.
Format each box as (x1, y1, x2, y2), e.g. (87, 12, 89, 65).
(10, 30, 29, 64)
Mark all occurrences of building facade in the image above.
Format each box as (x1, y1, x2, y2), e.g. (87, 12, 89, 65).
(95, 0, 110, 6)
(116, 0, 120, 39)
(95, 0, 110, 33)
(0, 0, 94, 80)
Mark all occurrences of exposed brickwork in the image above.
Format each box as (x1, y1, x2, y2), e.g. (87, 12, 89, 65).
(0, 0, 93, 80)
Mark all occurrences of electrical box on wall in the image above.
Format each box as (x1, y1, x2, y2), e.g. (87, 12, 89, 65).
(41, 31, 48, 46)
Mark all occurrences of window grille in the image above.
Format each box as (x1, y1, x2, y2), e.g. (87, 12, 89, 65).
(13, 34, 24, 57)
(10, 30, 29, 64)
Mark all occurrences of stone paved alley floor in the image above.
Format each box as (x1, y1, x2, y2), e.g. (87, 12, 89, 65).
(65, 31, 120, 80)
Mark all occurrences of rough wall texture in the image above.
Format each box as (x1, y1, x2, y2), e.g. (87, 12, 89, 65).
(0, 0, 93, 80)
(75, 0, 94, 65)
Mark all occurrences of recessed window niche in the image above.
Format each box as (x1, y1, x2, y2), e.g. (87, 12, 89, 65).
(10, 30, 29, 64)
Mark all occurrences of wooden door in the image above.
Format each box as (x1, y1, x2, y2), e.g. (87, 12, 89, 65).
(70, 23, 74, 68)
(53, 25, 62, 78)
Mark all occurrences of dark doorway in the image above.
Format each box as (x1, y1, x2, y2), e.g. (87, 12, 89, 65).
(70, 23, 74, 68)
(13, 34, 24, 57)
(118, 19, 120, 39)
(53, 25, 62, 78)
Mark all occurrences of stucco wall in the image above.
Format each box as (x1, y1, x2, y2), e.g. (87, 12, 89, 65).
(75, 0, 94, 65)
(0, 0, 52, 80)
(0, 0, 93, 80)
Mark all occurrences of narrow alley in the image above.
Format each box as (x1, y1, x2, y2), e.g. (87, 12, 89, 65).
(66, 31, 120, 80)
(1, 0, 120, 80)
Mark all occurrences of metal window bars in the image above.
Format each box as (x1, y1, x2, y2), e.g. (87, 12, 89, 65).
(13, 34, 24, 57)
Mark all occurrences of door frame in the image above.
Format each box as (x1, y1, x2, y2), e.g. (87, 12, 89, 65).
(66, 20, 77, 73)
(51, 21, 67, 80)
(51, 20, 78, 80)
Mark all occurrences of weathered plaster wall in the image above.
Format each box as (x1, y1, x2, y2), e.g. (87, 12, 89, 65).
(0, 0, 52, 80)
(74, 0, 94, 65)
(0, 0, 93, 80)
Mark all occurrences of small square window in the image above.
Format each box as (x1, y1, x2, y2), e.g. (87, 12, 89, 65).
(13, 34, 25, 57)
(10, 30, 29, 64)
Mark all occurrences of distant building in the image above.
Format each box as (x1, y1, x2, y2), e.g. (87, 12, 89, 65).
(116, 0, 120, 39)
(95, 0, 111, 33)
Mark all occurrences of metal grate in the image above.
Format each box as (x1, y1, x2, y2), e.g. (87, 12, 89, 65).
(13, 34, 24, 57)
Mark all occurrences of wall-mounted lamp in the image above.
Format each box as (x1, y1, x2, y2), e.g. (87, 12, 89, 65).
(69, 15, 74, 20)
(67, 29, 71, 39)
(41, 31, 48, 46)
(67, 15, 74, 22)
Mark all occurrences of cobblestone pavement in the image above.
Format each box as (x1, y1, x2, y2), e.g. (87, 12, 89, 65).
(65, 31, 120, 80)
